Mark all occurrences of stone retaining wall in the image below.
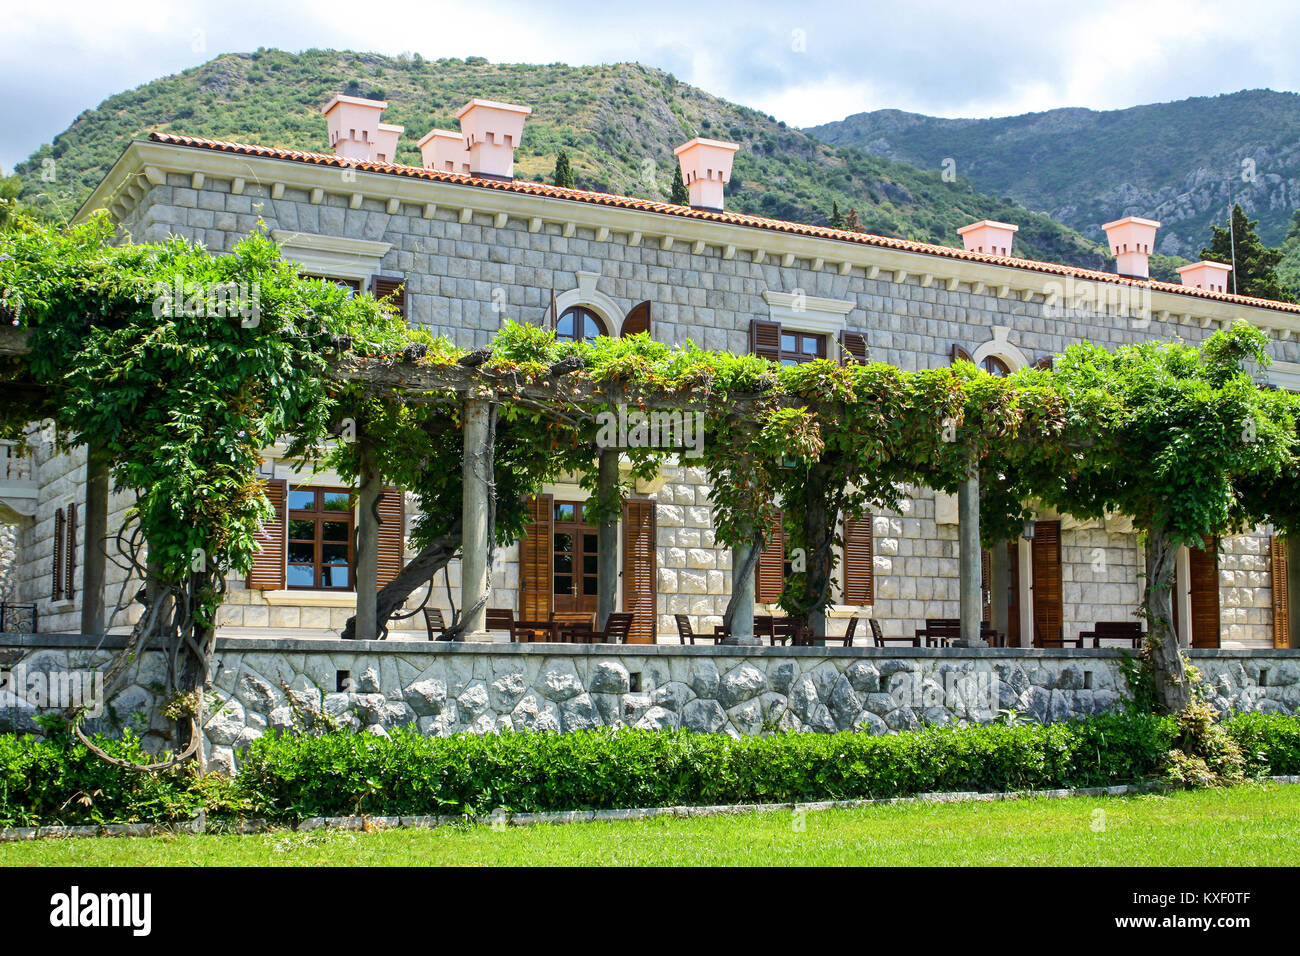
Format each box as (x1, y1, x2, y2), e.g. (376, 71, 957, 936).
(1, 636, 1297, 773)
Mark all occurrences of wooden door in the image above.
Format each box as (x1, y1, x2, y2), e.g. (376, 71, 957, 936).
(622, 499, 657, 644)
(1031, 521, 1063, 646)
(1007, 542, 1021, 647)
(1188, 542, 1221, 649)
(1272, 535, 1291, 649)
(552, 500, 599, 614)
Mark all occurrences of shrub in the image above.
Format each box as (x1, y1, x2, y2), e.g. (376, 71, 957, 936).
(1223, 712, 1300, 775)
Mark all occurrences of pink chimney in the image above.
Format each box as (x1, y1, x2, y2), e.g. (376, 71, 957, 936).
(321, 94, 403, 163)
(957, 219, 1018, 257)
(455, 99, 532, 180)
(1176, 260, 1233, 293)
(418, 129, 471, 174)
(1102, 216, 1161, 279)
(674, 137, 740, 211)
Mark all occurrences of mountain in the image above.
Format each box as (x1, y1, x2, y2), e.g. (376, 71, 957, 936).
(807, 90, 1300, 259)
(12, 49, 1107, 270)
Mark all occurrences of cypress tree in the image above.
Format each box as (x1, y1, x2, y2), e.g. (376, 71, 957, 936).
(670, 165, 689, 205)
(553, 151, 574, 189)
(830, 201, 844, 229)
(1201, 203, 1290, 302)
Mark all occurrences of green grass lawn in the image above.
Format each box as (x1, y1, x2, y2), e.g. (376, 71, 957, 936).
(3, 784, 1297, 866)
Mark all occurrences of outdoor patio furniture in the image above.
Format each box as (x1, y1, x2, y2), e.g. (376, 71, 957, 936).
(486, 608, 539, 643)
(1080, 621, 1145, 648)
(773, 617, 803, 645)
(676, 614, 720, 645)
(589, 612, 634, 644)
(422, 607, 446, 641)
(1033, 623, 1083, 648)
(870, 618, 920, 647)
(551, 611, 597, 643)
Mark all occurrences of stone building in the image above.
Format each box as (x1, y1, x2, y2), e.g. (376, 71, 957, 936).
(3, 93, 1299, 649)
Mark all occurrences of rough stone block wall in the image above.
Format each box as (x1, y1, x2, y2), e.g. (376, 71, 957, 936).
(1, 639, 1296, 776)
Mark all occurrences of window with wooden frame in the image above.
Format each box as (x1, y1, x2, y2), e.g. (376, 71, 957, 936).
(51, 503, 76, 602)
(302, 274, 361, 293)
(369, 274, 407, 321)
(556, 306, 608, 344)
(287, 486, 354, 590)
(750, 318, 859, 367)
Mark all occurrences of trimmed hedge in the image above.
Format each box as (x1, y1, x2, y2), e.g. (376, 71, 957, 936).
(2, 712, 1298, 827)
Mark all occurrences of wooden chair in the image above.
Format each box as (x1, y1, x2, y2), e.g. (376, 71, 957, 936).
(871, 618, 921, 647)
(838, 615, 859, 647)
(1082, 621, 1144, 648)
(1033, 623, 1083, 648)
(422, 607, 446, 641)
(772, 617, 802, 646)
(754, 614, 776, 645)
(552, 610, 596, 643)
(591, 612, 634, 644)
(486, 608, 537, 643)
(675, 613, 719, 645)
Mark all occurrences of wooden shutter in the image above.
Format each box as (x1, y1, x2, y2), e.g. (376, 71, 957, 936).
(1031, 356, 1054, 371)
(65, 502, 77, 600)
(1007, 541, 1021, 647)
(842, 514, 874, 604)
(520, 494, 553, 622)
(1031, 520, 1063, 646)
(620, 300, 652, 338)
(750, 318, 782, 362)
(1273, 536, 1291, 649)
(1189, 542, 1221, 649)
(755, 511, 786, 604)
(376, 487, 405, 588)
(622, 498, 657, 644)
(369, 275, 406, 321)
(52, 507, 65, 601)
(247, 478, 288, 590)
(980, 548, 992, 623)
(951, 344, 973, 364)
(840, 330, 869, 365)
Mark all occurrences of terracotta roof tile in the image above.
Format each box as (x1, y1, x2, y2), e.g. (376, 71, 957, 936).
(146, 132, 1300, 317)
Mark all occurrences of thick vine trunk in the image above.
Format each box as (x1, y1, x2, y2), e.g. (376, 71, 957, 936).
(339, 525, 462, 640)
(1144, 525, 1191, 713)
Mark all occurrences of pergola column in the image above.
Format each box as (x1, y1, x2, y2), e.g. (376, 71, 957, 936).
(353, 435, 380, 642)
(956, 454, 986, 647)
(595, 448, 619, 632)
(459, 397, 492, 638)
(723, 536, 758, 645)
(79, 444, 109, 636)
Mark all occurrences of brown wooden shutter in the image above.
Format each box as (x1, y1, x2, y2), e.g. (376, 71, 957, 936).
(247, 478, 288, 590)
(520, 494, 553, 622)
(1273, 535, 1291, 649)
(1031, 356, 1054, 371)
(1030, 520, 1063, 646)
(755, 511, 786, 604)
(1006, 541, 1021, 647)
(750, 318, 782, 362)
(65, 502, 77, 601)
(620, 300, 651, 338)
(842, 514, 874, 604)
(840, 330, 869, 365)
(980, 548, 992, 623)
(52, 507, 65, 601)
(376, 487, 405, 588)
(622, 498, 657, 644)
(1189, 542, 1220, 649)
(369, 275, 406, 321)
(951, 344, 973, 364)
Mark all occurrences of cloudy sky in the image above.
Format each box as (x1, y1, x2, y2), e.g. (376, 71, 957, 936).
(3, 0, 1299, 171)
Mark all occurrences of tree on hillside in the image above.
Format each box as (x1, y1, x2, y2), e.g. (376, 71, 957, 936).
(1276, 209, 1300, 301)
(984, 324, 1299, 713)
(0, 170, 21, 231)
(670, 165, 689, 205)
(553, 150, 574, 189)
(830, 201, 844, 229)
(1201, 204, 1291, 302)
(843, 207, 862, 232)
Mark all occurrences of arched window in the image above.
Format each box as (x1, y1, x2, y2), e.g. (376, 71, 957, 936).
(556, 306, 608, 343)
(982, 355, 1011, 377)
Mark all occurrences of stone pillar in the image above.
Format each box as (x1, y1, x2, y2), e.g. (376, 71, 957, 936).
(956, 458, 986, 647)
(79, 444, 109, 636)
(353, 438, 380, 642)
(723, 540, 758, 645)
(460, 398, 491, 638)
(596, 449, 619, 632)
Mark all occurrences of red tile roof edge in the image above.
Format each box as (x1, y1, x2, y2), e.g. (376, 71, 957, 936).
(144, 132, 1300, 318)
